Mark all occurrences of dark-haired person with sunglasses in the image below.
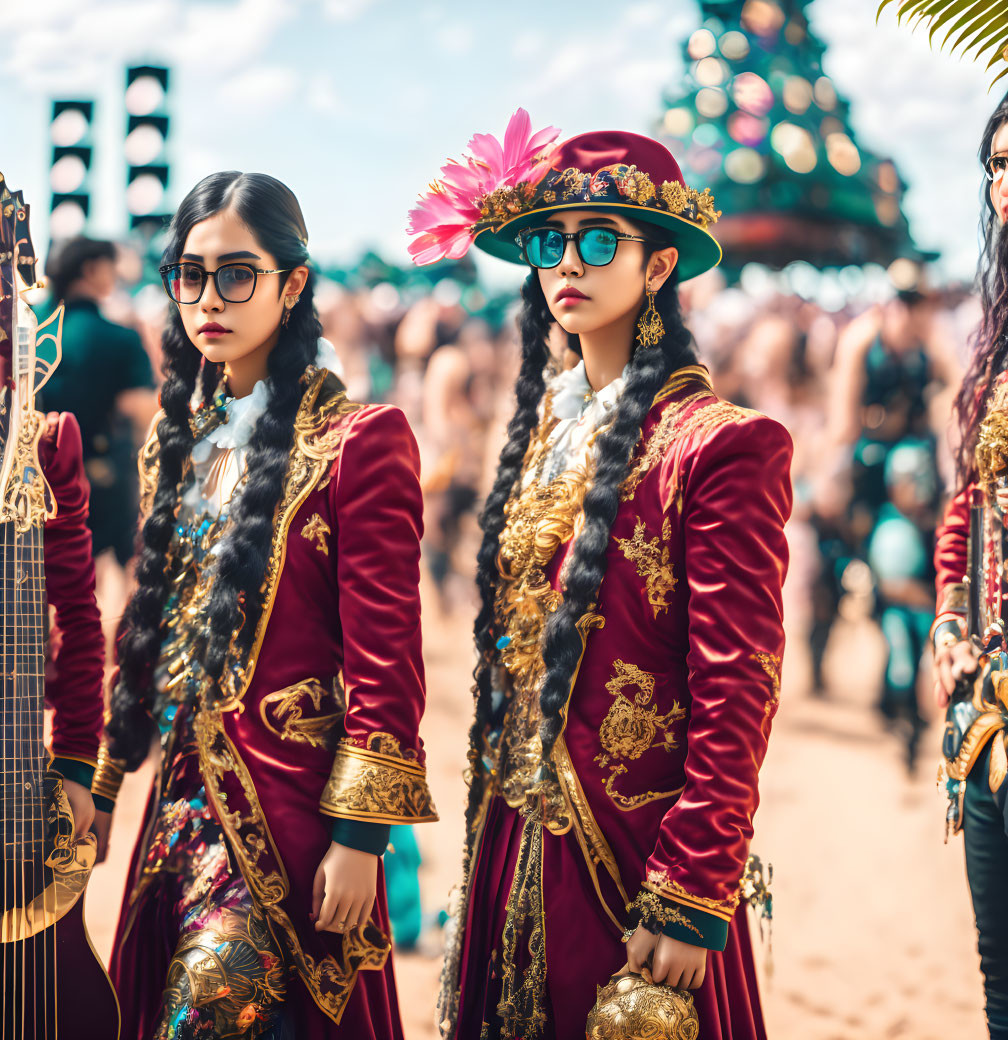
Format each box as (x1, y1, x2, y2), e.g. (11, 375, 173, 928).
(934, 93, 1008, 1040)
(90, 172, 437, 1039)
(410, 114, 792, 1040)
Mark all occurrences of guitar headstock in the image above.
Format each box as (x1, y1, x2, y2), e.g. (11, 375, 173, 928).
(0, 175, 58, 530)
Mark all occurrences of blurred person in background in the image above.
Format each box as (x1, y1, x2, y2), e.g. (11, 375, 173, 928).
(829, 290, 957, 551)
(41, 236, 159, 649)
(866, 439, 937, 770)
(933, 91, 1008, 1040)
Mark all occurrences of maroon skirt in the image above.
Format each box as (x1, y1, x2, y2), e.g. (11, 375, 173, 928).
(455, 796, 766, 1040)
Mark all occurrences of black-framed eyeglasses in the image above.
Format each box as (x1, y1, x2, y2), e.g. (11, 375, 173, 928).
(984, 152, 1008, 183)
(159, 262, 290, 304)
(517, 226, 653, 269)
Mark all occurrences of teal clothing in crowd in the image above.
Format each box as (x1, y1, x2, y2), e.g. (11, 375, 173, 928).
(39, 297, 155, 562)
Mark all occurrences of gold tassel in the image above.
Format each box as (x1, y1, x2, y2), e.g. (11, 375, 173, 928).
(497, 797, 548, 1039)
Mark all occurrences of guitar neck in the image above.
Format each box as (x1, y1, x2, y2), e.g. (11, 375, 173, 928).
(0, 520, 47, 858)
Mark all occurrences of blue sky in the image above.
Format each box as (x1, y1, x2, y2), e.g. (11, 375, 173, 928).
(0, 0, 996, 289)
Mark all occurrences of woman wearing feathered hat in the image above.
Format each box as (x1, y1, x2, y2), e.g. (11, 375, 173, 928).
(409, 112, 792, 1040)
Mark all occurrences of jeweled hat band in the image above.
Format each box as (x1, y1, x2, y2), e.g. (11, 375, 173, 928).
(478, 162, 720, 232)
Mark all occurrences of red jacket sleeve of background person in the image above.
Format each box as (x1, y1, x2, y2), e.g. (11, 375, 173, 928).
(318, 403, 436, 824)
(642, 413, 792, 938)
(37, 411, 104, 772)
(934, 485, 970, 622)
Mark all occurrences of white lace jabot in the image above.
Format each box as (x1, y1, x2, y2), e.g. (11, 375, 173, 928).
(527, 359, 628, 486)
(183, 337, 342, 519)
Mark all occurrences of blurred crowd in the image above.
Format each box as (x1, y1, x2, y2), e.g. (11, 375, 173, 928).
(42, 236, 981, 781)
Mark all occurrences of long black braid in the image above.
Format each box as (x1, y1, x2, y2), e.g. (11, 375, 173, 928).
(465, 274, 552, 832)
(107, 171, 320, 769)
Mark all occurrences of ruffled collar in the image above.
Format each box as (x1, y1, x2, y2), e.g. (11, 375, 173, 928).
(191, 336, 342, 462)
(548, 358, 628, 422)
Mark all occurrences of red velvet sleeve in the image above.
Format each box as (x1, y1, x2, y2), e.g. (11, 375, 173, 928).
(933, 485, 970, 624)
(641, 413, 792, 948)
(38, 411, 104, 770)
(318, 404, 437, 826)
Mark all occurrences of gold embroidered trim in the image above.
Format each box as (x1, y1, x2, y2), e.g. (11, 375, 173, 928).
(939, 582, 968, 615)
(644, 869, 738, 920)
(258, 677, 343, 750)
(496, 801, 548, 1039)
(621, 392, 755, 503)
(300, 512, 331, 555)
(215, 369, 362, 710)
(553, 736, 629, 931)
(594, 660, 686, 811)
(615, 517, 676, 617)
(319, 736, 438, 824)
(90, 739, 125, 803)
(192, 707, 389, 1023)
(752, 651, 782, 727)
(628, 889, 703, 939)
(137, 415, 162, 519)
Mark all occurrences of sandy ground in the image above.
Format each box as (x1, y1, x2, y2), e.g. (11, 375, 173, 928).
(84, 583, 987, 1039)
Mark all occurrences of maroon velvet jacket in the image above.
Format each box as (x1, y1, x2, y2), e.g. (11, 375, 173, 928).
(448, 367, 792, 1039)
(541, 370, 792, 941)
(39, 410, 104, 779)
(96, 371, 436, 1037)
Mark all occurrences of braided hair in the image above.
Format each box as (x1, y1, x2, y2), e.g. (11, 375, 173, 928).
(464, 241, 697, 833)
(107, 171, 321, 769)
(954, 90, 1008, 487)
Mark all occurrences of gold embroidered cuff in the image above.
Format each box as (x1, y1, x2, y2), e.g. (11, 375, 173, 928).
(319, 738, 438, 825)
(939, 583, 968, 616)
(643, 869, 737, 922)
(91, 741, 126, 804)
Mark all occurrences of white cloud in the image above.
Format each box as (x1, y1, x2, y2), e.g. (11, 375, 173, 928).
(217, 66, 300, 110)
(321, 0, 380, 21)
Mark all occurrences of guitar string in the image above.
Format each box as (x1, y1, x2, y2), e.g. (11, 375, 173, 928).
(2, 516, 8, 1034)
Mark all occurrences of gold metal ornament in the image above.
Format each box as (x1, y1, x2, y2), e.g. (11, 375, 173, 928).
(586, 972, 700, 1040)
(636, 288, 664, 350)
(281, 295, 298, 327)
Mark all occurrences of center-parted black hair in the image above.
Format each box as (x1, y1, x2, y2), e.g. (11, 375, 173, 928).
(953, 90, 1008, 486)
(107, 171, 321, 769)
(464, 244, 698, 834)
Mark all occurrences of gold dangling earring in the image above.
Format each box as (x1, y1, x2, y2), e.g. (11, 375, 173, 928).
(281, 295, 298, 327)
(636, 284, 664, 349)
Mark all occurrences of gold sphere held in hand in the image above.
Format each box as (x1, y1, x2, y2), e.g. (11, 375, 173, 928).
(586, 972, 700, 1040)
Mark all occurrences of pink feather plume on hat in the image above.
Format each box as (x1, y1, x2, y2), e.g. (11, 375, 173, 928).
(407, 109, 560, 265)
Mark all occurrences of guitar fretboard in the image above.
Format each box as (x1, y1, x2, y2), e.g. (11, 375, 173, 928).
(0, 520, 46, 859)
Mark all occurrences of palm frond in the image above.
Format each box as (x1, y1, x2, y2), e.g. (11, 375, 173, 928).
(877, 0, 1008, 89)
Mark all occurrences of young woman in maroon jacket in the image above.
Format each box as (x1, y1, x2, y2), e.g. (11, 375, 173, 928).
(410, 114, 792, 1040)
(92, 172, 437, 1039)
(933, 92, 1008, 1040)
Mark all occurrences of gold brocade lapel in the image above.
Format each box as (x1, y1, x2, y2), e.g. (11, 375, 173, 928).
(214, 367, 362, 710)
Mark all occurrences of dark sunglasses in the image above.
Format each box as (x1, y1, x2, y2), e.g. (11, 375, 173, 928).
(518, 226, 653, 269)
(159, 261, 290, 304)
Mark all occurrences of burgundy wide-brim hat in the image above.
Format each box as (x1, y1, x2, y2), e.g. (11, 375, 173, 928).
(474, 130, 723, 281)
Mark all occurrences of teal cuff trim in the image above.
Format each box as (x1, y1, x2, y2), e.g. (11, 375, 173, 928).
(330, 818, 391, 856)
(51, 758, 96, 791)
(661, 902, 730, 952)
(93, 794, 115, 813)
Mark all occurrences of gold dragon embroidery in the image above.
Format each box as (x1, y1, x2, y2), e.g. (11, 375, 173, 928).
(594, 660, 686, 811)
(300, 512, 331, 556)
(615, 517, 676, 617)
